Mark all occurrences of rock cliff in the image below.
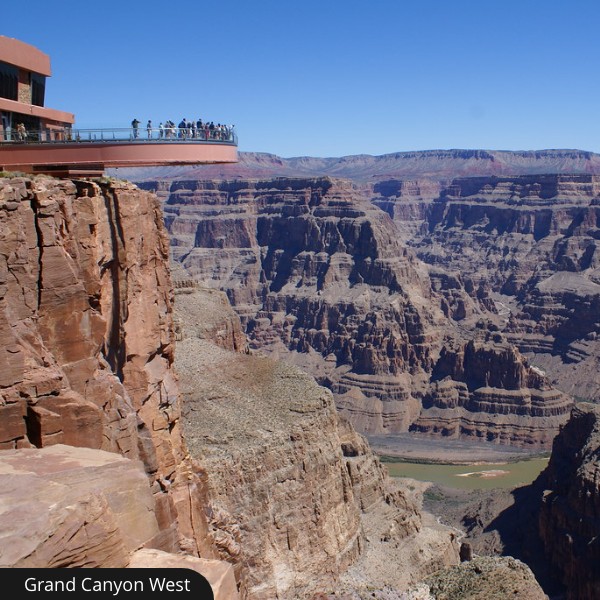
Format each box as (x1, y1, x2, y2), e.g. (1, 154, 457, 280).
(150, 176, 572, 448)
(133, 162, 600, 414)
(447, 402, 600, 599)
(173, 284, 459, 598)
(0, 175, 234, 591)
(535, 402, 600, 599)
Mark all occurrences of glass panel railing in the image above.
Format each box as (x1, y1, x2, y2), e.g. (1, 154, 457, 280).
(0, 127, 237, 145)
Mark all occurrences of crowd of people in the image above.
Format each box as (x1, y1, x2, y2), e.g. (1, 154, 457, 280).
(131, 118, 234, 141)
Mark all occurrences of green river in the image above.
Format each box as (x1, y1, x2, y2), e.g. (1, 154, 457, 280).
(383, 457, 550, 490)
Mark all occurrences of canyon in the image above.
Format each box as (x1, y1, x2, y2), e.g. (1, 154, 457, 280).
(139, 168, 590, 450)
(0, 173, 477, 599)
(129, 152, 600, 448)
(131, 149, 600, 597)
(3, 147, 600, 598)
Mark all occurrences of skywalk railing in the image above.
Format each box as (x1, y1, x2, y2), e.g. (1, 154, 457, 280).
(0, 127, 237, 145)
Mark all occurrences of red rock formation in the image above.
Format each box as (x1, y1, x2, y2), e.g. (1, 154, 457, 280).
(0, 175, 216, 565)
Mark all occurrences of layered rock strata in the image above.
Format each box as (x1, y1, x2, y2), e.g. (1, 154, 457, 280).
(153, 177, 572, 448)
(381, 174, 600, 401)
(0, 176, 222, 573)
(412, 332, 570, 446)
(0, 175, 461, 599)
(174, 285, 459, 598)
(143, 171, 600, 408)
(425, 402, 600, 599)
(0, 175, 457, 598)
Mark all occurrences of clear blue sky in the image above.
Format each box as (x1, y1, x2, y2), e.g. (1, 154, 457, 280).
(4, 0, 600, 157)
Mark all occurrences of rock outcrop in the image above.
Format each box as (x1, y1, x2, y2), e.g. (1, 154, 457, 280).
(0, 176, 229, 584)
(151, 176, 572, 448)
(535, 402, 600, 599)
(0, 443, 238, 598)
(173, 284, 460, 598)
(412, 332, 570, 446)
(128, 549, 238, 600)
(420, 402, 600, 599)
(422, 556, 548, 600)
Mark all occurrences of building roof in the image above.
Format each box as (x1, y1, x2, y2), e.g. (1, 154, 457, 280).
(0, 36, 51, 77)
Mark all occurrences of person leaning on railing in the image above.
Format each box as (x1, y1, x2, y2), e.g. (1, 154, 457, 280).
(16, 123, 27, 141)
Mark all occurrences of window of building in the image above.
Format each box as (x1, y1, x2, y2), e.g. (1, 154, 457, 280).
(0, 61, 18, 101)
(31, 73, 45, 106)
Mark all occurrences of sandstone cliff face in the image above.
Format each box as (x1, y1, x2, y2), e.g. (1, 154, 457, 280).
(173, 285, 459, 599)
(0, 176, 219, 569)
(536, 402, 600, 600)
(152, 177, 571, 448)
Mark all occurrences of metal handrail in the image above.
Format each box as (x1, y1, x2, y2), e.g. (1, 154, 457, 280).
(0, 126, 237, 145)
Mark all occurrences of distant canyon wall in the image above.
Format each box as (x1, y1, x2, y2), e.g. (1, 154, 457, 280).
(118, 148, 600, 183)
(374, 174, 600, 401)
(145, 176, 573, 448)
